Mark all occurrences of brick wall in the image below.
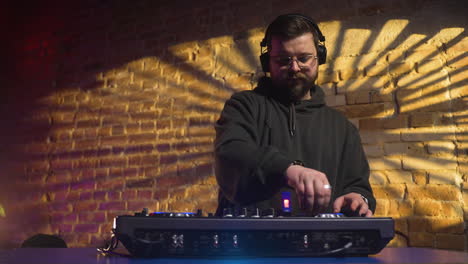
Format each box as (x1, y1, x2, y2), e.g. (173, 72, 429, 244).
(1, 0, 466, 250)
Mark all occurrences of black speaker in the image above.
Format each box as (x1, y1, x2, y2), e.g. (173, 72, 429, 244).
(260, 14, 327, 72)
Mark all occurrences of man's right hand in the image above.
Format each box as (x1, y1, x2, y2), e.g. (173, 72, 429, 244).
(284, 165, 332, 215)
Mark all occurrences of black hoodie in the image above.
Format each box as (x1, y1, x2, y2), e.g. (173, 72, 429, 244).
(214, 77, 375, 216)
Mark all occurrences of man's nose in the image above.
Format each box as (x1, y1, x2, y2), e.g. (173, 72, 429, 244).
(289, 60, 301, 72)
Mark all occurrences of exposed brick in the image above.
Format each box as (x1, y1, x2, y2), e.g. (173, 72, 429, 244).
(78, 212, 106, 223)
(74, 223, 99, 233)
(412, 171, 428, 185)
(167, 199, 197, 212)
(407, 185, 461, 201)
(447, 53, 468, 69)
(122, 190, 137, 200)
(427, 170, 460, 185)
(139, 155, 159, 167)
(96, 178, 125, 191)
(156, 143, 171, 152)
(414, 200, 442, 216)
(365, 63, 387, 77)
(410, 112, 434, 127)
(127, 201, 156, 212)
(74, 201, 98, 212)
(408, 217, 428, 232)
(51, 213, 78, 223)
(360, 129, 401, 144)
(388, 61, 413, 75)
(405, 46, 440, 62)
(402, 156, 458, 170)
(372, 184, 406, 200)
(374, 199, 388, 216)
(436, 234, 466, 251)
(383, 142, 409, 156)
(369, 171, 387, 185)
(317, 67, 339, 84)
(336, 76, 391, 94)
(397, 70, 450, 90)
(70, 180, 95, 191)
(94, 191, 107, 201)
(417, 59, 445, 74)
(363, 145, 384, 157)
(368, 157, 401, 170)
(386, 170, 413, 184)
(188, 126, 215, 137)
(440, 201, 464, 218)
(48, 202, 72, 212)
(409, 232, 434, 247)
(426, 141, 456, 154)
(427, 218, 464, 234)
(99, 157, 127, 167)
(101, 136, 127, 146)
(445, 37, 468, 56)
(137, 190, 153, 200)
(160, 154, 178, 164)
(79, 191, 93, 200)
(50, 160, 73, 171)
(99, 201, 126, 211)
(335, 103, 385, 118)
(108, 191, 121, 200)
(128, 133, 156, 144)
(339, 68, 364, 80)
(325, 95, 346, 107)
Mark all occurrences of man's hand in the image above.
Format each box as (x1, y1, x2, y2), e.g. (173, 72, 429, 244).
(284, 165, 331, 215)
(333, 192, 373, 217)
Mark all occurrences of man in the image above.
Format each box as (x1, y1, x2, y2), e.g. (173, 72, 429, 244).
(214, 14, 375, 217)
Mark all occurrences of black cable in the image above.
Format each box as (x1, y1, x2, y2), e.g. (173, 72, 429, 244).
(395, 230, 410, 246)
(96, 230, 119, 255)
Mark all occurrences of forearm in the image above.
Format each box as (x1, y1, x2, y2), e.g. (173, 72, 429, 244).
(215, 141, 291, 205)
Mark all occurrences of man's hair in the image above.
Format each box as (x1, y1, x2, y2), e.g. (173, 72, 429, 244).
(265, 15, 320, 51)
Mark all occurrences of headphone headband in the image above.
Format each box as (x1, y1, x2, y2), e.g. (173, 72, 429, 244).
(260, 13, 327, 72)
(261, 14, 325, 47)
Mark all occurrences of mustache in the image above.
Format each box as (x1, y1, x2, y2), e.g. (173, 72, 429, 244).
(288, 72, 308, 79)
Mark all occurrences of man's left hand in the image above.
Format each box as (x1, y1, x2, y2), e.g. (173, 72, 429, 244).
(333, 192, 373, 217)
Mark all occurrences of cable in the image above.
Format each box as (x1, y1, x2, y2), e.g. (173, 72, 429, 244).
(96, 230, 119, 255)
(395, 230, 410, 246)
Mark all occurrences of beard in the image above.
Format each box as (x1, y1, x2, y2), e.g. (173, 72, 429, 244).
(272, 71, 317, 102)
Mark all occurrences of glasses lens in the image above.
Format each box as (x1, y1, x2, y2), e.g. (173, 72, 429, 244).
(297, 55, 313, 64)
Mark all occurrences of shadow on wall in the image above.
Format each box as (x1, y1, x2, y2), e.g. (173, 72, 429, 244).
(0, 0, 466, 248)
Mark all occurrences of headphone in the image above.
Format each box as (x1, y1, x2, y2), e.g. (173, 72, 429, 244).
(260, 14, 327, 72)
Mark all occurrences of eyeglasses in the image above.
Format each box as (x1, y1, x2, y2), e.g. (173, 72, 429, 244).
(271, 54, 318, 69)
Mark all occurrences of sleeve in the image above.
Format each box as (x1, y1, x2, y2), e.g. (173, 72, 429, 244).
(214, 93, 292, 205)
(338, 123, 376, 213)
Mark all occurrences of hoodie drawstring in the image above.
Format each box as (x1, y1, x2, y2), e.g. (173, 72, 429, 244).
(289, 104, 296, 136)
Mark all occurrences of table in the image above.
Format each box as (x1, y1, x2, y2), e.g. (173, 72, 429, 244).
(2, 247, 467, 264)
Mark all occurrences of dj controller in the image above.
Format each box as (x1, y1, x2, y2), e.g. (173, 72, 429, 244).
(112, 208, 394, 258)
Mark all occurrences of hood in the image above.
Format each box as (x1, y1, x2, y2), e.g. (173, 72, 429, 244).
(254, 76, 326, 136)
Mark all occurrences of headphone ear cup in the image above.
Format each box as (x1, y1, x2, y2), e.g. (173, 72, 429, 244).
(260, 52, 270, 72)
(317, 44, 327, 65)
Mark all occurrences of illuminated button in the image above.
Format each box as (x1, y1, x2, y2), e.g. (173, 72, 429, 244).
(233, 234, 238, 248)
(281, 192, 292, 213)
(213, 234, 219, 248)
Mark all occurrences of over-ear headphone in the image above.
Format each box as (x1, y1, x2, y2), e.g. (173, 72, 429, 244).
(260, 14, 327, 72)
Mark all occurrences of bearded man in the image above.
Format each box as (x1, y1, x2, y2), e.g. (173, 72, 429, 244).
(214, 14, 375, 217)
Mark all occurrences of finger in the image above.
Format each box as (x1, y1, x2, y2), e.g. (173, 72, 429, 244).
(321, 181, 332, 213)
(333, 196, 344, 213)
(295, 183, 305, 209)
(303, 178, 315, 210)
(349, 199, 360, 212)
(358, 202, 369, 217)
(313, 179, 328, 215)
(365, 210, 373, 217)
